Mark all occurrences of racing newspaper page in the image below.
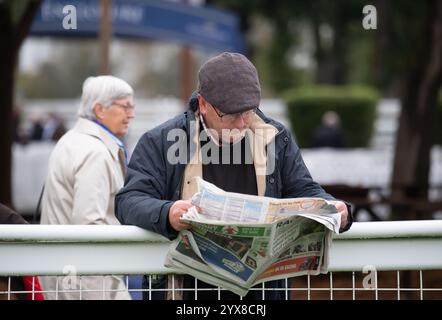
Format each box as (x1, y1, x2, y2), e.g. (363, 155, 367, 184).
(164, 177, 341, 296)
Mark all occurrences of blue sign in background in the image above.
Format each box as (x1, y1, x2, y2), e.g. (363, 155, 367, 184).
(30, 0, 245, 52)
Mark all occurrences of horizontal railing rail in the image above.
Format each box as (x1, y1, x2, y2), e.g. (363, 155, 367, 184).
(1, 220, 442, 276)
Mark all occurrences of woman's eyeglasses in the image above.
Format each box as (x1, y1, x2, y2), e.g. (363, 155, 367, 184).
(113, 102, 135, 113)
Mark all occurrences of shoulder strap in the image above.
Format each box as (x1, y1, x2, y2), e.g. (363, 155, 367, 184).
(33, 185, 45, 224)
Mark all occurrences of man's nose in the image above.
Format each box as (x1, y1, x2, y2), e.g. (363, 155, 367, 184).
(234, 114, 246, 128)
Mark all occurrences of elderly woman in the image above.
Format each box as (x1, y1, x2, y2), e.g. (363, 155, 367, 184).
(40, 76, 135, 300)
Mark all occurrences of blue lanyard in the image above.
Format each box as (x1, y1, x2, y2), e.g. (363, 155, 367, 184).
(93, 120, 128, 165)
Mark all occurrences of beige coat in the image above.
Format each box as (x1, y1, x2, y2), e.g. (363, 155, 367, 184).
(40, 118, 130, 300)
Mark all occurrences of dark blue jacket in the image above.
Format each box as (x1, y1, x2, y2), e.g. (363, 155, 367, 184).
(115, 96, 339, 240)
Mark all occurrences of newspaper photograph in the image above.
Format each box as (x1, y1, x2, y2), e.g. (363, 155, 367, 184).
(165, 177, 341, 296)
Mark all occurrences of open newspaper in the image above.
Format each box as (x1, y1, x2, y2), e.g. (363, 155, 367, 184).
(165, 177, 341, 296)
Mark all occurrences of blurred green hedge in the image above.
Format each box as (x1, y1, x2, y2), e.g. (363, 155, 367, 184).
(284, 86, 378, 148)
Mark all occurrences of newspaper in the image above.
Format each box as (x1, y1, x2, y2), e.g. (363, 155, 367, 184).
(165, 177, 341, 296)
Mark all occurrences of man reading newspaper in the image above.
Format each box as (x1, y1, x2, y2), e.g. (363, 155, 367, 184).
(116, 52, 353, 300)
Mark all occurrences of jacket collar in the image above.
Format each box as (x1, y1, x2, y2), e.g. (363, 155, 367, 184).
(73, 118, 121, 162)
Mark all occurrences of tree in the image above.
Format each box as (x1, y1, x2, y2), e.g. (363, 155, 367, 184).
(211, 0, 370, 92)
(390, 0, 442, 218)
(0, 0, 41, 207)
(212, 0, 442, 220)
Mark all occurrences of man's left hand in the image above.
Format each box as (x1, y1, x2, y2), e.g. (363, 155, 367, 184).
(329, 200, 349, 232)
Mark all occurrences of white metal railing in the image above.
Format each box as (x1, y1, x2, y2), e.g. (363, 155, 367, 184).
(1, 220, 442, 300)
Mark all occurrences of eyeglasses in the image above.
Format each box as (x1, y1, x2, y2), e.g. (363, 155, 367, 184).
(209, 104, 256, 122)
(113, 102, 135, 113)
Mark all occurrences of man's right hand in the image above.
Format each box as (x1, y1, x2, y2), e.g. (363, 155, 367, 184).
(168, 200, 193, 231)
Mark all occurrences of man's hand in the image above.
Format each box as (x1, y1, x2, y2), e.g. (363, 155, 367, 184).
(168, 200, 193, 231)
(329, 200, 349, 232)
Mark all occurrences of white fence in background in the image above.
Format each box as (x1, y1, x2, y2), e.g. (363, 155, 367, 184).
(13, 142, 442, 216)
(20, 98, 290, 152)
(13, 98, 289, 214)
(11, 98, 425, 214)
(19, 97, 399, 150)
(1, 220, 442, 300)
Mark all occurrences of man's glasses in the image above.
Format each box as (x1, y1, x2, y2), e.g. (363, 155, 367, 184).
(209, 104, 256, 122)
(113, 102, 135, 113)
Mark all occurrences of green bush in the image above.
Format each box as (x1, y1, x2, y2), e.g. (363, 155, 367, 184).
(284, 86, 378, 148)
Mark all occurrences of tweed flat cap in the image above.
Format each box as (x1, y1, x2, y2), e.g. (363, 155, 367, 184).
(198, 52, 261, 114)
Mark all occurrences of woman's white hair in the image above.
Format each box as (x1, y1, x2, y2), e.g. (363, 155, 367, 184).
(78, 75, 134, 120)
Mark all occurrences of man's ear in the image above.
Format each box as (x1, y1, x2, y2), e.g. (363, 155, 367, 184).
(94, 103, 105, 120)
(197, 95, 207, 115)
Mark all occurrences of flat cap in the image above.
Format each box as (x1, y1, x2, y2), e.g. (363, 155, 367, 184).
(198, 52, 261, 114)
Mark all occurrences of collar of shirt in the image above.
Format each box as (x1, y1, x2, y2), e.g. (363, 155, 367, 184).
(199, 113, 223, 147)
(93, 120, 128, 165)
